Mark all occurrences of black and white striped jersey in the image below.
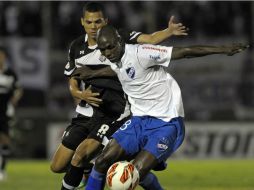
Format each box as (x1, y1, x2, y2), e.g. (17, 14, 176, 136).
(0, 68, 18, 119)
(64, 30, 142, 76)
(64, 30, 142, 117)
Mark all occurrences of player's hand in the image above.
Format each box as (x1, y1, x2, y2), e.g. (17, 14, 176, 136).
(226, 43, 249, 56)
(80, 85, 102, 107)
(168, 16, 188, 36)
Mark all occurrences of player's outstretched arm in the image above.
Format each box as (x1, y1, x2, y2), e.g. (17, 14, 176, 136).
(137, 16, 188, 45)
(72, 65, 116, 81)
(171, 43, 249, 60)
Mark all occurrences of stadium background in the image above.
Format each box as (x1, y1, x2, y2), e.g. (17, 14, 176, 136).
(0, 1, 253, 189)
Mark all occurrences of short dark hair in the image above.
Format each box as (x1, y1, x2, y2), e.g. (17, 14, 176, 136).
(83, 2, 107, 18)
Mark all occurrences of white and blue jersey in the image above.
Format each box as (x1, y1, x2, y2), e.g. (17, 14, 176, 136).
(109, 44, 185, 161)
(110, 44, 184, 122)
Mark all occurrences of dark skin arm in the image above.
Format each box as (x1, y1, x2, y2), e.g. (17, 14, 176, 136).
(171, 43, 249, 60)
(71, 65, 116, 81)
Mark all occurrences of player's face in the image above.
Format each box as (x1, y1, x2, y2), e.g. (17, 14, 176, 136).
(98, 37, 124, 63)
(81, 11, 107, 40)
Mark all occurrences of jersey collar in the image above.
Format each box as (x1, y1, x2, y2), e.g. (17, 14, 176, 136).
(85, 34, 98, 50)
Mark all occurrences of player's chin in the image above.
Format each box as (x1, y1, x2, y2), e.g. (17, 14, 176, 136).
(89, 33, 97, 39)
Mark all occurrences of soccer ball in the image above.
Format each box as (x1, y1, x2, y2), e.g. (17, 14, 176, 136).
(106, 161, 139, 190)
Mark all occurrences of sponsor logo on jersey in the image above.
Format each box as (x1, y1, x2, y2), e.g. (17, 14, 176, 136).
(149, 55, 161, 61)
(142, 46, 167, 53)
(126, 67, 135, 79)
(157, 137, 169, 152)
(80, 50, 85, 55)
(99, 55, 106, 62)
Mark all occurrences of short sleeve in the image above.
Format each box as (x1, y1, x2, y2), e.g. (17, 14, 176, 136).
(137, 44, 173, 69)
(118, 29, 142, 44)
(64, 41, 76, 77)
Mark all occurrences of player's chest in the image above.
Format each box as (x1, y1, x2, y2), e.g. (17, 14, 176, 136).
(74, 48, 110, 66)
(116, 62, 147, 83)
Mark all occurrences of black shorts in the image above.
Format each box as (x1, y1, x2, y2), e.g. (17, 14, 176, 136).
(62, 113, 130, 150)
(0, 118, 9, 135)
(61, 114, 91, 150)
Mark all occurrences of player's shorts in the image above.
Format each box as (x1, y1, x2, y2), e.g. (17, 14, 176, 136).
(112, 116, 185, 162)
(87, 115, 129, 146)
(61, 114, 91, 150)
(62, 113, 130, 150)
(0, 118, 10, 135)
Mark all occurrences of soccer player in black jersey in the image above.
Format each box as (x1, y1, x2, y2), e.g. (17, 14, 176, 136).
(48, 2, 188, 189)
(0, 46, 23, 181)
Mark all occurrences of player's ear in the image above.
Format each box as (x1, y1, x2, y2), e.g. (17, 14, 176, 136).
(119, 36, 124, 46)
(81, 17, 84, 26)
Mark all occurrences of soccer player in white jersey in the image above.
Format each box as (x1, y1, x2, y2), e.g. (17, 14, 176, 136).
(50, 2, 188, 190)
(84, 25, 249, 190)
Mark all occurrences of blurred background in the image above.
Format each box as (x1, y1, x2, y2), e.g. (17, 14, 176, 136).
(0, 1, 253, 160)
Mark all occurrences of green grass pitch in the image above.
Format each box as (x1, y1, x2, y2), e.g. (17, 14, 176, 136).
(0, 159, 253, 190)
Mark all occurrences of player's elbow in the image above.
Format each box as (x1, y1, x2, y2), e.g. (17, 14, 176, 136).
(147, 36, 160, 45)
(182, 47, 194, 58)
(139, 35, 158, 45)
(172, 47, 193, 60)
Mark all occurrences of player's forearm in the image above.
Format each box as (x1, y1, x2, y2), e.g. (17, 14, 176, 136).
(69, 77, 83, 100)
(88, 66, 116, 78)
(72, 66, 116, 80)
(171, 46, 230, 60)
(149, 29, 173, 44)
(137, 29, 172, 45)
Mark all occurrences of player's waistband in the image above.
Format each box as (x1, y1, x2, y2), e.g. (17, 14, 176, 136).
(76, 105, 93, 117)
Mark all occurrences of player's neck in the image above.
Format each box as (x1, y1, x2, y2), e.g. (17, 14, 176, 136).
(87, 37, 97, 46)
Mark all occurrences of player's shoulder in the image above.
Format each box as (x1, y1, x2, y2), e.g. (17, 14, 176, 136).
(118, 28, 141, 36)
(118, 28, 142, 44)
(69, 34, 86, 49)
(68, 34, 91, 59)
(125, 44, 140, 52)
